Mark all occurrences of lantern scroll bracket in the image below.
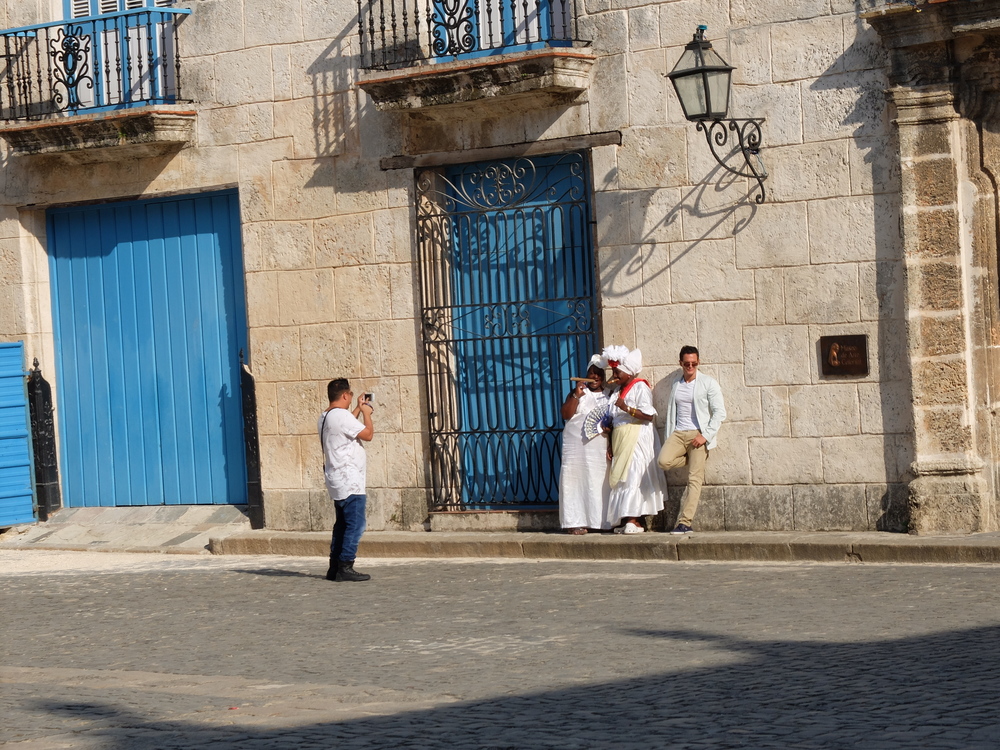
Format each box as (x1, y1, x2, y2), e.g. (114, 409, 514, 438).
(698, 118, 768, 204)
(668, 25, 770, 204)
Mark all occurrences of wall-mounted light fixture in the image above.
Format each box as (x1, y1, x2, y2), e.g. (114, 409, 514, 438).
(667, 25, 768, 204)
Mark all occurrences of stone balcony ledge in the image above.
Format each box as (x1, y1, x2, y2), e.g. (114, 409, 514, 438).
(0, 106, 196, 163)
(358, 47, 596, 114)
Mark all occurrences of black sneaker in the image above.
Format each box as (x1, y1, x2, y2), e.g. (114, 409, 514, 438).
(670, 524, 693, 535)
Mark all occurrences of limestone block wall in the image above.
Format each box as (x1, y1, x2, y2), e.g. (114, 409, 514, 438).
(363, 0, 913, 531)
(0, 0, 51, 28)
(0, 0, 917, 532)
(182, 1, 427, 532)
(560, 1, 908, 531)
(0, 0, 424, 532)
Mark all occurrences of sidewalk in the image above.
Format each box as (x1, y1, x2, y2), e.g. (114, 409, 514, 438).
(0, 506, 251, 555)
(6, 507, 1000, 563)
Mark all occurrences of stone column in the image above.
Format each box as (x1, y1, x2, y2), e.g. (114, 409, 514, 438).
(892, 83, 989, 533)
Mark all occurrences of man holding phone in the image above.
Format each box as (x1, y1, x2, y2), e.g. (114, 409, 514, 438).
(319, 378, 375, 582)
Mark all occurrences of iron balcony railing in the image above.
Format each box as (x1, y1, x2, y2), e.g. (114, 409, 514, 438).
(0, 7, 191, 123)
(357, 0, 582, 71)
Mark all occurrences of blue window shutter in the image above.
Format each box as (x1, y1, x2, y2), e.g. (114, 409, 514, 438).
(69, 0, 91, 18)
(0, 342, 36, 527)
(68, 0, 174, 17)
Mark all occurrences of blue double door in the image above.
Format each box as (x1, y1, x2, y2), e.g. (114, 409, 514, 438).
(47, 191, 249, 507)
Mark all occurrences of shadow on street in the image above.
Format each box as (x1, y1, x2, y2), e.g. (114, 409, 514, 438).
(24, 623, 1000, 749)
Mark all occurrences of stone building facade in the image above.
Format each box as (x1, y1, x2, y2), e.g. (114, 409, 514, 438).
(0, 0, 995, 534)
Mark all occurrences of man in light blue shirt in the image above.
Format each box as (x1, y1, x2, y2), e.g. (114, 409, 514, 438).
(657, 346, 726, 534)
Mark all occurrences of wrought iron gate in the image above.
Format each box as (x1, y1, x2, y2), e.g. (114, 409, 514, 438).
(416, 152, 597, 510)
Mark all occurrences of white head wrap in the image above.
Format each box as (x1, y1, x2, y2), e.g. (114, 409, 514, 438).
(601, 345, 630, 369)
(588, 353, 607, 370)
(617, 348, 643, 376)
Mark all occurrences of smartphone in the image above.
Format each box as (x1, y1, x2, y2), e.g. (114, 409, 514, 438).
(364, 392, 374, 406)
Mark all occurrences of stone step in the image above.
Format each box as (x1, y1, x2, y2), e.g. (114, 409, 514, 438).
(209, 529, 1000, 565)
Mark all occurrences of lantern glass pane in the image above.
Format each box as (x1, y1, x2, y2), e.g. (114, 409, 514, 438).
(673, 73, 707, 120)
(701, 47, 730, 68)
(670, 46, 701, 75)
(705, 68, 731, 119)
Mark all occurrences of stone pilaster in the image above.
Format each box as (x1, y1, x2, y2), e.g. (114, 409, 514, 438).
(891, 84, 989, 533)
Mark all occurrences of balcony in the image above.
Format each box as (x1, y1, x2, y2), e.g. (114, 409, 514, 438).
(0, 7, 195, 159)
(357, 0, 594, 113)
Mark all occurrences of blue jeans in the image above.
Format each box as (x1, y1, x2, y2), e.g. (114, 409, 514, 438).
(331, 494, 367, 563)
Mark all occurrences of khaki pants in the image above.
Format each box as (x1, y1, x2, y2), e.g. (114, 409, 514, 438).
(656, 429, 708, 527)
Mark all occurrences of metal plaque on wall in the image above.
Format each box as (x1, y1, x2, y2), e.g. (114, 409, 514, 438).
(820, 335, 869, 376)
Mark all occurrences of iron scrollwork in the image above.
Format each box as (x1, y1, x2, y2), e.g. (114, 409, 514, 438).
(421, 159, 540, 214)
(697, 118, 768, 204)
(566, 299, 592, 333)
(417, 156, 587, 216)
(49, 25, 93, 111)
(431, 0, 476, 57)
(482, 303, 531, 337)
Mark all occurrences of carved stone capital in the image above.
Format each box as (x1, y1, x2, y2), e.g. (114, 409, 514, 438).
(866, 0, 1000, 95)
(889, 84, 959, 125)
(911, 455, 986, 477)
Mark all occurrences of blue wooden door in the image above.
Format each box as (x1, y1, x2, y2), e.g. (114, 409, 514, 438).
(0, 342, 36, 526)
(47, 191, 248, 507)
(440, 152, 596, 508)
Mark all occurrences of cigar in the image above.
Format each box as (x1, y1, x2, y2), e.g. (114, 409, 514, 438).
(570, 377, 597, 383)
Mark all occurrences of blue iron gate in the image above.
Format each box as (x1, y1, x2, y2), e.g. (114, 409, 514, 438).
(47, 191, 249, 507)
(0, 342, 36, 526)
(416, 152, 597, 509)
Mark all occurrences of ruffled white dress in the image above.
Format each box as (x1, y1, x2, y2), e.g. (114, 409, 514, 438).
(559, 389, 611, 530)
(606, 381, 665, 526)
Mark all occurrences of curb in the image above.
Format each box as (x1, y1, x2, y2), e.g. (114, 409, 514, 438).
(0, 543, 210, 555)
(207, 531, 1000, 565)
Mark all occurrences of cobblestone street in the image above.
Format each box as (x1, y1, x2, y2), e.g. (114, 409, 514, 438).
(4, 551, 1000, 749)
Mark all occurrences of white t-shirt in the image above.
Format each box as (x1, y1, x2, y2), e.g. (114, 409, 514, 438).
(674, 378, 700, 431)
(319, 408, 367, 501)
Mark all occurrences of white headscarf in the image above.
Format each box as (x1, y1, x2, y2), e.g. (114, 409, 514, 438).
(588, 353, 608, 370)
(601, 345, 629, 369)
(617, 348, 643, 376)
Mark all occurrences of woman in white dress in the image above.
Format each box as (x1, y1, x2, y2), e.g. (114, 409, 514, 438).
(604, 346, 665, 533)
(558, 356, 611, 534)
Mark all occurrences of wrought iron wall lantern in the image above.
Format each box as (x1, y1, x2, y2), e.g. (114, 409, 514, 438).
(667, 25, 769, 204)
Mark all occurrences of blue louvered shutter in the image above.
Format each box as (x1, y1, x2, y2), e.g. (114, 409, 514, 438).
(68, 0, 173, 17)
(0, 342, 36, 527)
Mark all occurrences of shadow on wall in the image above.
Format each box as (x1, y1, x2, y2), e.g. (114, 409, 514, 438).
(23, 622, 1000, 747)
(302, 18, 383, 197)
(604, 9, 911, 533)
(307, 24, 359, 161)
(600, 154, 760, 303)
(811, 11, 911, 532)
